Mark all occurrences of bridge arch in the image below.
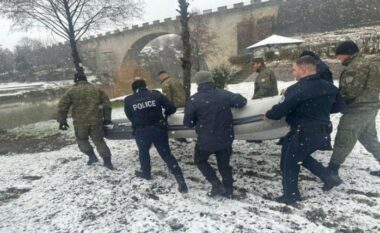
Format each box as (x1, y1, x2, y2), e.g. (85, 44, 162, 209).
(121, 32, 171, 64)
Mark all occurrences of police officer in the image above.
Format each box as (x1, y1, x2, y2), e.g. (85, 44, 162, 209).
(328, 41, 380, 177)
(158, 70, 186, 108)
(299, 50, 333, 83)
(183, 71, 247, 198)
(124, 78, 188, 193)
(251, 58, 278, 99)
(265, 56, 344, 204)
(57, 72, 114, 170)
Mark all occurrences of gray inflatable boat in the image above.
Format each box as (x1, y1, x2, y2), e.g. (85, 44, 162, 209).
(104, 96, 289, 141)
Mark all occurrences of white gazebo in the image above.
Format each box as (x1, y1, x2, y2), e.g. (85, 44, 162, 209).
(246, 34, 304, 50)
(246, 34, 304, 58)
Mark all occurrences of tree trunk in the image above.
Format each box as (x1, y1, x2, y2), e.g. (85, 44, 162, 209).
(178, 0, 192, 99)
(63, 0, 84, 75)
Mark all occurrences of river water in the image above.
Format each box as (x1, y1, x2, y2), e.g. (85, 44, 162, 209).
(0, 82, 68, 130)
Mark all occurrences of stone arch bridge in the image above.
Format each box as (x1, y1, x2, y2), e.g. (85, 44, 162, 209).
(77, 0, 281, 75)
(72, 0, 380, 77)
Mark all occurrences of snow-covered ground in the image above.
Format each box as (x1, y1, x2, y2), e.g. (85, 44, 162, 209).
(0, 74, 98, 97)
(0, 81, 379, 233)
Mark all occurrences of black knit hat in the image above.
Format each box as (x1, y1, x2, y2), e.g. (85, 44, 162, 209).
(336, 41, 359, 55)
(131, 79, 146, 92)
(74, 72, 87, 82)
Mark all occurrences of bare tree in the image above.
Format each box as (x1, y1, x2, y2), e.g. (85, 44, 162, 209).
(189, 11, 217, 72)
(0, 47, 14, 74)
(177, 0, 192, 99)
(14, 37, 44, 72)
(0, 0, 143, 75)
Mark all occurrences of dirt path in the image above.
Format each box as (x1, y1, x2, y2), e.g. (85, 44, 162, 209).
(0, 129, 75, 155)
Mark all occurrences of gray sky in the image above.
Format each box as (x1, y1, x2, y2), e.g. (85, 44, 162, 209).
(0, 0, 248, 50)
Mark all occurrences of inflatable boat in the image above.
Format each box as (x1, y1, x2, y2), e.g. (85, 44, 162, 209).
(104, 95, 290, 141)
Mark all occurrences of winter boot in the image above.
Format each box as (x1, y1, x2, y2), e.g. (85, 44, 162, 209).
(369, 170, 380, 177)
(102, 156, 114, 170)
(86, 149, 99, 165)
(135, 170, 152, 180)
(174, 174, 188, 193)
(275, 195, 301, 205)
(207, 180, 226, 197)
(223, 186, 234, 199)
(322, 174, 343, 191)
(327, 163, 340, 176)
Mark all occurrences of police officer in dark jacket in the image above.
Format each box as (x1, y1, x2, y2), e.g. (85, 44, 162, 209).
(300, 50, 333, 83)
(265, 56, 345, 204)
(184, 71, 247, 198)
(124, 78, 188, 193)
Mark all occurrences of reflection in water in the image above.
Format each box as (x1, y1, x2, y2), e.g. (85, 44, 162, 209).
(0, 101, 59, 130)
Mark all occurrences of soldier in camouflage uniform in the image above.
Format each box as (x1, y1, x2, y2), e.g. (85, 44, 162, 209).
(251, 58, 278, 99)
(57, 72, 114, 170)
(328, 41, 380, 178)
(158, 71, 186, 108)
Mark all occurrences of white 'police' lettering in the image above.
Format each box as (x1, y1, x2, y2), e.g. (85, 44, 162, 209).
(133, 100, 156, 111)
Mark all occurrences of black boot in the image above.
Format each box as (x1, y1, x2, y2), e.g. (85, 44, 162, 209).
(135, 170, 152, 180)
(223, 186, 233, 199)
(86, 149, 99, 165)
(327, 163, 340, 176)
(207, 180, 226, 197)
(369, 170, 380, 177)
(322, 174, 343, 191)
(102, 156, 114, 170)
(174, 174, 188, 193)
(275, 195, 301, 205)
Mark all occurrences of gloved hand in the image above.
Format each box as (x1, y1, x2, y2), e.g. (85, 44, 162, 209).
(59, 121, 69, 131)
(103, 119, 112, 125)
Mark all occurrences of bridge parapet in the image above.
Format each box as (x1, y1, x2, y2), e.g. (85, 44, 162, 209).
(76, 0, 283, 43)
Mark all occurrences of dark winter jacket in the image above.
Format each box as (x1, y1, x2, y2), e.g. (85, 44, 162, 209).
(124, 88, 176, 129)
(183, 82, 247, 151)
(266, 74, 344, 128)
(316, 58, 333, 83)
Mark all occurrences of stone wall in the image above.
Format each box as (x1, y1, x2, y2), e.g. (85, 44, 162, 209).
(275, 0, 380, 35)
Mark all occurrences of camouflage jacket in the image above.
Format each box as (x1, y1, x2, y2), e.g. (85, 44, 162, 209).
(252, 67, 278, 99)
(161, 77, 186, 107)
(339, 53, 380, 112)
(57, 81, 112, 125)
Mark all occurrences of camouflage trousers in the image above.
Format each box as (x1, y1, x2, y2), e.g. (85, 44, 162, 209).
(74, 123, 111, 158)
(330, 109, 380, 166)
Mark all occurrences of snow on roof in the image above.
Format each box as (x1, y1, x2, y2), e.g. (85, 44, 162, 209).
(246, 34, 304, 50)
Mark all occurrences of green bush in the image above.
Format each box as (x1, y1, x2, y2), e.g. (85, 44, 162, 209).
(211, 65, 237, 89)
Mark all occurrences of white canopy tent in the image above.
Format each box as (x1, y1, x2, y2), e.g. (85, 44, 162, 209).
(246, 34, 304, 50)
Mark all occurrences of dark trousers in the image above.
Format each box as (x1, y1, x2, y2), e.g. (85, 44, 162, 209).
(281, 131, 334, 199)
(134, 127, 182, 176)
(194, 144, 233, 188)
